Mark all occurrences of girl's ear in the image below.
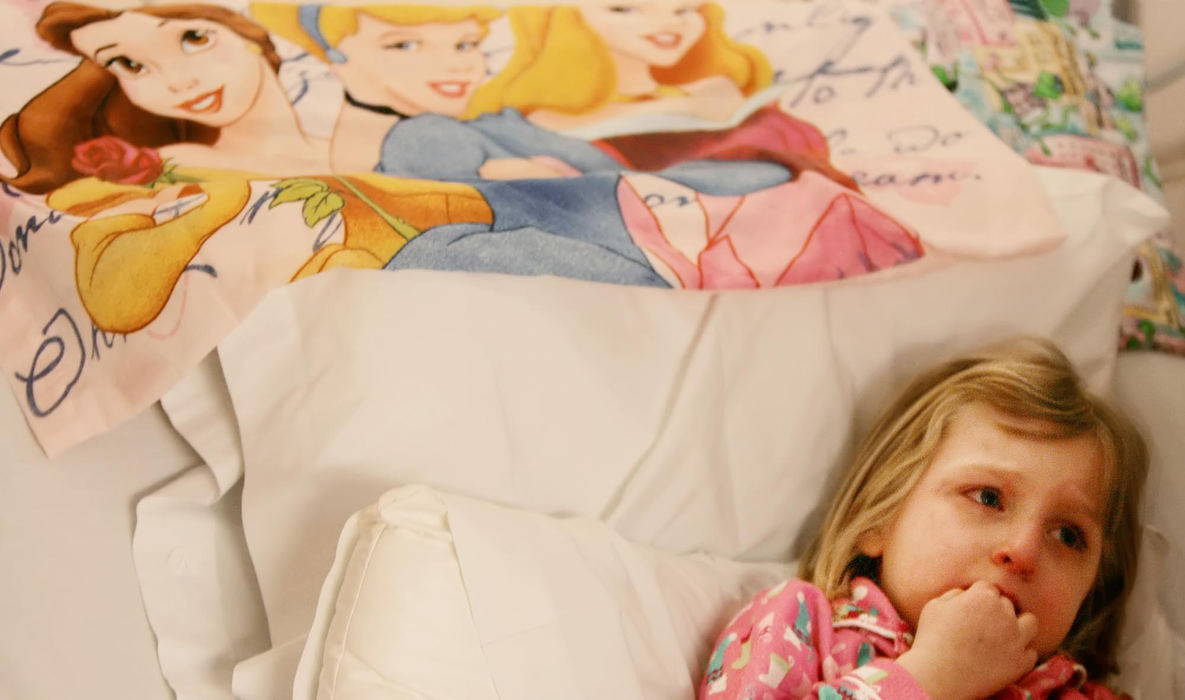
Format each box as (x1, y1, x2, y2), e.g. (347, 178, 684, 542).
(858, 529, 886, 558)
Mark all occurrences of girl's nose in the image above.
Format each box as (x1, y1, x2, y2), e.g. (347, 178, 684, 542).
(992, 523, 1042, 576)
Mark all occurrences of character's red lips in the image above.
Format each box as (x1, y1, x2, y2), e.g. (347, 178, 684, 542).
(644, 32, 682, 49)
(177, 87, 223, 114)
(428, 81, 469, 98)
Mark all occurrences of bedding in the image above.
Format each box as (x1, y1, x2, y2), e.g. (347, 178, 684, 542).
(882, 0, 1185, 354)
(135, 163, 1171, 699)
(0, 367, 198, 700)
(1, 0, 1183, 699)
(2, 0, 1126, 457)
(295, 484, 795, 699)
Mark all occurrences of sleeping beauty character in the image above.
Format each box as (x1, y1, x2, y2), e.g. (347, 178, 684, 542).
(463, 1, 772, 130)
(0, 2, 491, 334)
(248, 2, 503, 172)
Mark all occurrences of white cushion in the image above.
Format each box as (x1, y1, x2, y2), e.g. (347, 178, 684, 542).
(296, 485, 792, 700)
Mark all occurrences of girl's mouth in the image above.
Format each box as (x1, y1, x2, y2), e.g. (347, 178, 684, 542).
(176, 87, 224, 114)
(644, 32, 682, 49)
(997, 588, 1021, 615)
(428, 81, 470, 98)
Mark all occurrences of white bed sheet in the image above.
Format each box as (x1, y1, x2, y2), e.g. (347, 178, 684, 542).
(0, 383, 198, 698)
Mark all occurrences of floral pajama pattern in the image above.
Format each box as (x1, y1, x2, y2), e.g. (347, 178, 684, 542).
(699, 577, 1125, 700)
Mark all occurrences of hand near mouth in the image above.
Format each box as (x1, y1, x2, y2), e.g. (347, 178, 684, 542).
(896, 581, 1039, 700)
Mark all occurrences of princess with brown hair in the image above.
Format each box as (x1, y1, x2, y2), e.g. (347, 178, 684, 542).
(0, 1, 328, 193)
(0, 2, 487, 335)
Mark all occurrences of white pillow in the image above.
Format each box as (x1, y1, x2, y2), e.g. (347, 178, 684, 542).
(295, 484, 793, 700)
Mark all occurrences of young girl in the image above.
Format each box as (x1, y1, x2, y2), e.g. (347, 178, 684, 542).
(701, 337, 1147, 699)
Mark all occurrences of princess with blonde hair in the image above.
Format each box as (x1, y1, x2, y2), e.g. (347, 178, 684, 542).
(463, 2, 773, 129)
(249, 2, 503, 171)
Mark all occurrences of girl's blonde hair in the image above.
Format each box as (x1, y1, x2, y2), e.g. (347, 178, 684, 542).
(798, 336, 1147, 680)
(248, 3, 502, 64)
(462, 3, 771, 119)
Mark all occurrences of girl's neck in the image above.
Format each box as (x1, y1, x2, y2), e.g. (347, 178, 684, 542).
(611, 51, 660, 97)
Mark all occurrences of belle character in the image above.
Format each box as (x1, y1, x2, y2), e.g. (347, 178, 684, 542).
(248, 3, 502, 172)
(463, 2, 773, 129)
(1, 1, 327, 190)
(0, 2, 489, 333)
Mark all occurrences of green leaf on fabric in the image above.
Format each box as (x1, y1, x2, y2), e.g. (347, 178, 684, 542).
(931, 64, 958, 91)
(303, 191, 345, 227)
(270, 178, 327, 207)
(1033, 71, 1063, 99)
(1038, 0, 1069, 17)
(1116, 78, 1143, 111)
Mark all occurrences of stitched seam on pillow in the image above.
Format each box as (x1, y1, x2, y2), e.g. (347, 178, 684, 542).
(323, 522, 387, 698)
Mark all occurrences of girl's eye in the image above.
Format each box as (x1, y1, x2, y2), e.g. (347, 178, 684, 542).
(180, 28, 214, 53)
(456, 40, 478, 51)
(970, 487, 1003, 510)
(608, 6, 638, 13)
(386, 40, 420, 51)
(1054, 525, 1087, 551)
(106, 56, 147, 75)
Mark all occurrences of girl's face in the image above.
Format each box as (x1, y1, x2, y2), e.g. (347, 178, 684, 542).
(579, 2, 705, 68)
(862, 402, 1106, 659)
(335, 14, 486, 117)
(71, 12, 266, 128)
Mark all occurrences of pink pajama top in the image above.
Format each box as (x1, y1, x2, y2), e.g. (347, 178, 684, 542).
(698, 577, 1125, 700)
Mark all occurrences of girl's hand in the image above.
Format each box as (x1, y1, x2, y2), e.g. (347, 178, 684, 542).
(895, 581, 1039, 700)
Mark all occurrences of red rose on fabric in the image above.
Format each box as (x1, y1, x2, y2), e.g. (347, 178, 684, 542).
(71, 136, 164, 185)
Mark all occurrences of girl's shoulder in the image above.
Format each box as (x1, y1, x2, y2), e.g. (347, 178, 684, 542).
(725, 577, 834, 631)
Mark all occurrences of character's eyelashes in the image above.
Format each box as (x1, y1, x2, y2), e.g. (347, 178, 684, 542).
(105, 55, 147, 75)
(385, 40, 420, 51)
(180, 28, 215, 54)
(456, 40, 479, 51)
(607, 6, 638, 13)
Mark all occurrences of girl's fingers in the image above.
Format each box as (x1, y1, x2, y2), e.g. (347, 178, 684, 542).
(1016, 612, 1039, 643)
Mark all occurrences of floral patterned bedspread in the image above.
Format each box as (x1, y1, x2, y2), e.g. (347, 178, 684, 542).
(888, 0, 1184, 354)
